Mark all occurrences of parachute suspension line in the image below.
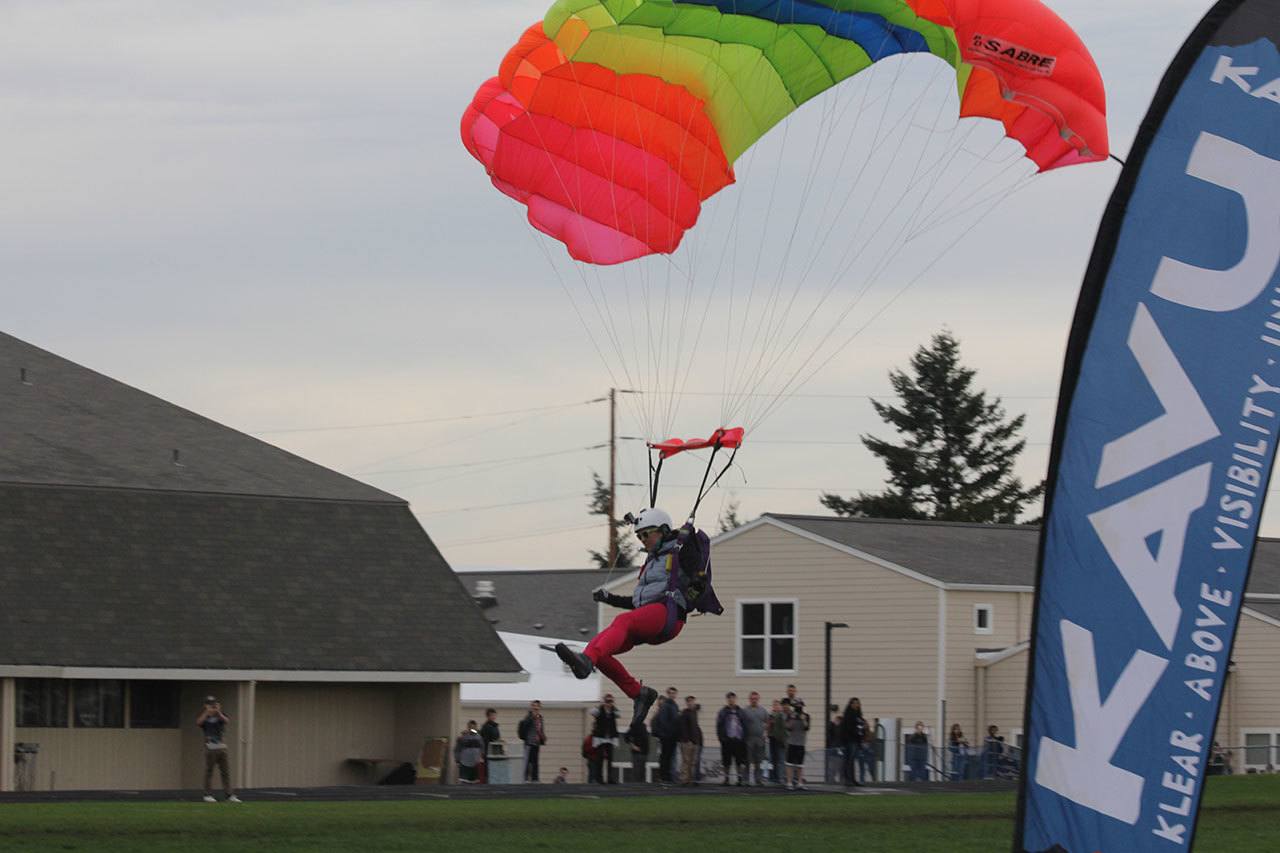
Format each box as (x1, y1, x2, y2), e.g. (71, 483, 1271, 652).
(736, 64, 1005, 432)
(904, 135, 1035, 239)
(510, 57, 656, 441)
(744, 114, 1010, 431)
(689, 441, 740, 523)
(719, 15, 805, 430)
(745, 58, 999, 429)
(726, 55, 948, 430)
(1110, 153, 1126, 166)
(726, 25, 907, 426)
(524, 226, 633, 398)
(723, 49, 923, 427)
(750, 169, 1037, 434)
(656, 82, 712, 441)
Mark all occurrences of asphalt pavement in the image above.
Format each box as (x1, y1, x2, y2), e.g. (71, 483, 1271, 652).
(0, 779, 1017, 804)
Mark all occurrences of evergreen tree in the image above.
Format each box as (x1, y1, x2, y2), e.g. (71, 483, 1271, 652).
(587, 470, 637, 568)
(820, 331, 1042, 523)
(717, 494, 744, 534)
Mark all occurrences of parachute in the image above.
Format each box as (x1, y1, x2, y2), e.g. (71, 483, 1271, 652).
(462, 0, 1108, 265)
(461, 0, 1109, 512)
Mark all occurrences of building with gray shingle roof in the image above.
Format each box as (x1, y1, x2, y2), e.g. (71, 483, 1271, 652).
(0, 332, 523, 793)
(762, 513, 1280, 597)
(457, 568, 610, 641)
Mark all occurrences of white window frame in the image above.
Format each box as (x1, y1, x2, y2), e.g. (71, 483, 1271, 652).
(736, 598, 799, 675)
(1240, 728, 1280, 772)
(974, 604, 994, 635)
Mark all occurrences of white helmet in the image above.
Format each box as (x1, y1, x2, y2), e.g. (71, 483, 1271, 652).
(633, 507, 673, 533)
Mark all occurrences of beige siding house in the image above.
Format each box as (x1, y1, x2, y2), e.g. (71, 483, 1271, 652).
(0, 333, 524, 793)
(593, 514, 1280, 778)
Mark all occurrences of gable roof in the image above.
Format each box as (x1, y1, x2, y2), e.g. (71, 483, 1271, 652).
(0, 486, 522, 675)
(0, 332, 396, 502)
(742, 514, 1280, 596)
(0, 333, 521, 678)
(456, 568, 612, 640)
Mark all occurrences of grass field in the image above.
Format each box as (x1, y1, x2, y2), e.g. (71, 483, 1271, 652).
(0, 776, 1275, 852)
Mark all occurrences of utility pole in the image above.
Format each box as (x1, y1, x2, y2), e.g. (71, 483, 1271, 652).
(608, 388, 618, 567)
(825, 620, 849, 782)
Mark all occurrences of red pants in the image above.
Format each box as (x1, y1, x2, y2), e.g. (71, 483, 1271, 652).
(585, 602, 684, 699)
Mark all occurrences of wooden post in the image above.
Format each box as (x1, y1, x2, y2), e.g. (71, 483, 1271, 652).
(0, 678, 15, 792)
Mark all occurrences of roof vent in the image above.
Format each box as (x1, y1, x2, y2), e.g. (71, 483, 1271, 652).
(19, 367, 31, 385)
(533, 622, 544, 631)
(473, 580, 497, 609)
(172, 449, 184, 467)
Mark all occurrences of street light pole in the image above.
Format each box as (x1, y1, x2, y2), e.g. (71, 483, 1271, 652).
(825, 620, 849, 782)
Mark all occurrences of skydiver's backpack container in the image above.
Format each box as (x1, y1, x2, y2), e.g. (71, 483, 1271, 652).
(685, 528, 723, 616)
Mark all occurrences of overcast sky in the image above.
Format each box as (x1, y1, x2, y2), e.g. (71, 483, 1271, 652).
(4, 0, 1246, 568)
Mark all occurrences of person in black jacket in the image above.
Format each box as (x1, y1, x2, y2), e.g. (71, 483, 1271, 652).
(589, 694, 621, 784)
(678, 695, 702, 786)
(906, 721, 931, 782)
(516, 700, 547, 782)
(625, 717, 651, 782)
(651, 687, 681, 782)
(715, 692, 748, 785)
(478, 708, 501, 784)
(841, 698, 869, 786)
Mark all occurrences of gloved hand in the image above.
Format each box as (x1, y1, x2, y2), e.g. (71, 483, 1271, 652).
(592, 588, 609, 603)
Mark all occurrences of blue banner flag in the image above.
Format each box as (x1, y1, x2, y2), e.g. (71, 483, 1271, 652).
(1017, 2, 1280, 851)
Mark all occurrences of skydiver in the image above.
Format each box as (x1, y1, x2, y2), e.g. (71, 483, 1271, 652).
(555, 507, 709, 729)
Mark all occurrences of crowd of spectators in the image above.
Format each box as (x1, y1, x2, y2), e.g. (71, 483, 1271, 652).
(455, 691, 1023, 786)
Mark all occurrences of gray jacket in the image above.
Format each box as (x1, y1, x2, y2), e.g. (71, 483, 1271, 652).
(741, 705, 769, 742)
(633, 537, 687, 610)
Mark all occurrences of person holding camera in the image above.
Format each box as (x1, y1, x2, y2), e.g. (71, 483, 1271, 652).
(196, 696, 241, 803)
(784, 699, 810, 791)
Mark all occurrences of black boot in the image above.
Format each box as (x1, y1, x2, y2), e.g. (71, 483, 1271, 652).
(631, 686, 658, 727)
(554, 643, 594, 679)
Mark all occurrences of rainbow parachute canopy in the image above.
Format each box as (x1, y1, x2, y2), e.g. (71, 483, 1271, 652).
(462, 0, 1108, 265)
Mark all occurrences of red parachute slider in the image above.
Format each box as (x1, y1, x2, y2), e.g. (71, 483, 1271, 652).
(648, 427, 744, 460)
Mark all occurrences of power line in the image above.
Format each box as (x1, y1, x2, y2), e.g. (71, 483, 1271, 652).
(619, 482, 879, 493)
(357, 444, 606, 477)
(620, 435, 1051, 448)
(628, 390, 1058, 401)
(415, 492, 589, 517)
(249, 396, 606, 435)
(437, 521, 601, 548)
(351, 406, 582, 474)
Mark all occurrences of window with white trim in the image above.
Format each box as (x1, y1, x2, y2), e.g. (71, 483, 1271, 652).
(16, 679, 68, 728)
(738, 600, 796, 673)
(73, 679, 124, 728)
(974, 604, 994, 635)
(1241, 729, 1280, 771)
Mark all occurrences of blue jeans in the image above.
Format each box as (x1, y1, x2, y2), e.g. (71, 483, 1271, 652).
(769, 740, 785, 782)
(522, 744, 540, 781)
(857, 745, 876, 782)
